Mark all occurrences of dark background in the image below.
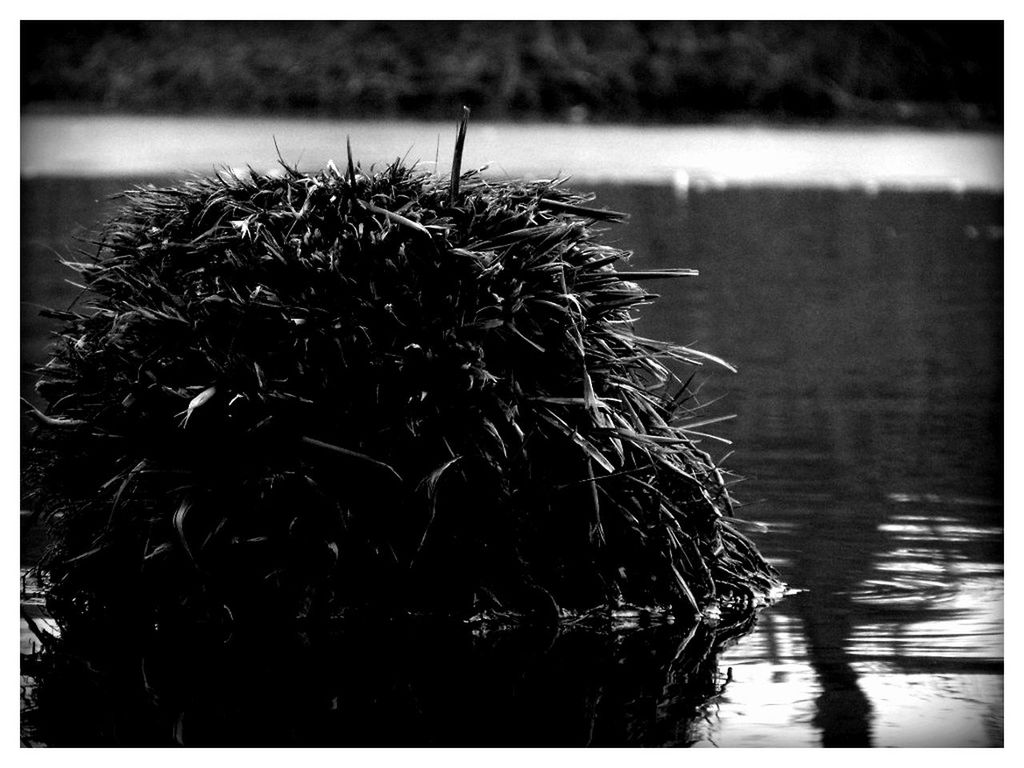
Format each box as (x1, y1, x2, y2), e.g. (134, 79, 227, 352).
(21, 20, 1003, 127)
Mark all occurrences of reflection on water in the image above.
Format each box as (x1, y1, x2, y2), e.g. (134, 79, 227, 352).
(20, 116, 1003, 190)
(696, 613, 825, 747)
(22, 607, 760, 747)
(21, 180, 1003, 746)
(853, 669, 1003, 747)
(589, 184, 1003, 747)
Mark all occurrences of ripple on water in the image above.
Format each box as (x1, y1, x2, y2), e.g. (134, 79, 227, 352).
(852, 667, 1003, 747)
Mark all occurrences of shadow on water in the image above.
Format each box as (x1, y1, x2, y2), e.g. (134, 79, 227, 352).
(21, 613, 761, 747)
(21, 179, 1003, 746)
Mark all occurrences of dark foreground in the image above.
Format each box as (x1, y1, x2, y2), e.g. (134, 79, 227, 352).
(21, 610, 761, 747)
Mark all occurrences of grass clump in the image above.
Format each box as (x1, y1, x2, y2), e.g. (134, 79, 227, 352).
(24, 127, 782, 627)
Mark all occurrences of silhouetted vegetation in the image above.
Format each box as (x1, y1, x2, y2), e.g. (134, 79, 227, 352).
(21, 20, 1002, 127)
(23, 131, 781, 629)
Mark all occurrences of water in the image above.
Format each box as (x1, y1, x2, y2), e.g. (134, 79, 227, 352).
(20, 115, 1002, 191)
(20, 178, 1003, 747)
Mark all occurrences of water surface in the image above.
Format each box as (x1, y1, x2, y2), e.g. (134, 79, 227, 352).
(21, 116, 1002, 191)
(594, 184, 1004, 747)
(20, 179, 1003, 746)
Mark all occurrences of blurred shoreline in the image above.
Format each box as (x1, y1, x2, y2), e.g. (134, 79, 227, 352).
(22, 21, 1002, 131)
(21, 114, 1003, 192)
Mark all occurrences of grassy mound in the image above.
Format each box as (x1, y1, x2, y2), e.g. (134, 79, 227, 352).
(24, 131, 782, 627)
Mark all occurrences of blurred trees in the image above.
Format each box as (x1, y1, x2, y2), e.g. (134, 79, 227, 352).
(21, 21, 1002, 127)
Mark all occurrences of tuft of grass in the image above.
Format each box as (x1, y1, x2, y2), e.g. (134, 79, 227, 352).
(23, 128, 782, 628)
